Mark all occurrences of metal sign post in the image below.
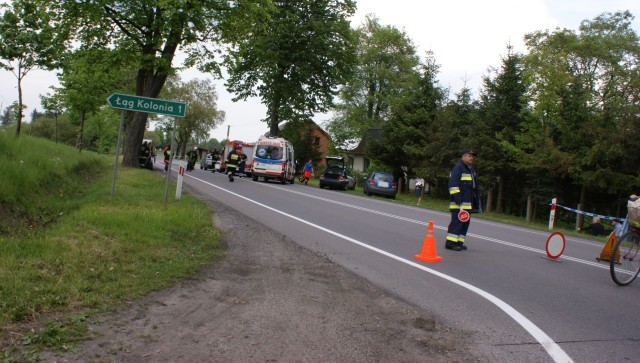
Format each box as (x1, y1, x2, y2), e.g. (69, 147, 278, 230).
(164, 117, 178, 203)
(111, 111, 125, 198)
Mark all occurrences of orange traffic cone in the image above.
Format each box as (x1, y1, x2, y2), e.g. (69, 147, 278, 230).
(415, 220, 442, 263)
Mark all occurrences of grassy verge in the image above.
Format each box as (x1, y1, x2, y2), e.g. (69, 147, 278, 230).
(0, 132, 222, 361)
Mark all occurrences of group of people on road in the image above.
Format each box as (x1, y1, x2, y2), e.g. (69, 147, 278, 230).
(147, 139, 637, 257)
(579, 214, 629, 238)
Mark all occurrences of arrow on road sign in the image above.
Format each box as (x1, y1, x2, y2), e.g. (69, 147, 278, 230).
(107, 93, 186, 117)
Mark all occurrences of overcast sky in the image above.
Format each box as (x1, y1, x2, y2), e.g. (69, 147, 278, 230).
(1, 0, 639, 143)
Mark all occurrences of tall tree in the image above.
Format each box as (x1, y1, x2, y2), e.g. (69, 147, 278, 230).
(158, 77, 225, 157)
(224, 0, 357, 137)
(369, 52, 445, 187)
(425, 85, 483, 199)
(326, 15, 421, 149)
(40, 89, 65, 144)
(57, 48, 133, 152)
(479, 44, 530, 213)
(524, 11, 640, 210)
(59, 0, 235, 166)
(1, 102, 20, 126)
(0, 0, 67, 137)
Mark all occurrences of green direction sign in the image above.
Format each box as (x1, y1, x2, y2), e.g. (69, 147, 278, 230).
(107, 93, 186, 117)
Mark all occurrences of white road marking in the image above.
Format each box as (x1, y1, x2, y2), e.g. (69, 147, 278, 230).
(186, 175, 574, 363)
(263, 183, 607, 268)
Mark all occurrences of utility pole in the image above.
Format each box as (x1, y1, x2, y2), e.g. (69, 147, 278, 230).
(226, 125, 230, 141)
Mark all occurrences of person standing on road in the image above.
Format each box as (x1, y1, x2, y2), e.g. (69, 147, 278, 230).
(225, 146, 241, 182)
(238, 148, 248, 177)
(302, 159, 314, 185)
(163, 146, 171, 173)
(210, 148, 220, 173)
(611, 218, 623, 237)
(445, 149, 481, 251)
(415, 177, 425, 205)
(186, 147, 198, 172)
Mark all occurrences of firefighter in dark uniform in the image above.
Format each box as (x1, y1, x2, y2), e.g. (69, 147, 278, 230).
(139, 141, 152, 169)
(445, 149, 481, 251)
(186, 147, 198, 172)
(225, 146, 242, 182)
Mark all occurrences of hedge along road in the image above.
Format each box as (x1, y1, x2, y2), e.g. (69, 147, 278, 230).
(174, 163, 638, 362)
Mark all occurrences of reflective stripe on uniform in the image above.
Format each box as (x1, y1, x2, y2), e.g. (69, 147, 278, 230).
(449, 202, 472, 210)
(446, 234, 459, 242)
(461, 173, 472, 181)
(449, 187, 460, 195)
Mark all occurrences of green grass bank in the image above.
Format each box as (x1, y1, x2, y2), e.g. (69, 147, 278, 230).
(0, 131, 223, 360)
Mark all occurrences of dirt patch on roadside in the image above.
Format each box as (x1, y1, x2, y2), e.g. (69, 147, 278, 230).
(39, 200, 487, 362)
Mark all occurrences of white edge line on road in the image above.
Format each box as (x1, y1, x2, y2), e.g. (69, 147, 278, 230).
(190, 176, 573, 363)
(261, 183, 606, 270)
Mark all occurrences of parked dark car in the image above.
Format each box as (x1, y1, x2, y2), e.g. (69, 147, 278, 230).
(319, 156, 356, 190)
(363, 171, 397, 199)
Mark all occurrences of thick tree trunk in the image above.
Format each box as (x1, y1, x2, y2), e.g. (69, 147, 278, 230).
(16, 73, 23, 137)
(495, 175, 505, 213)
(526, 195, 534, 222)
(577, 185, 587, 228)
(122, 112, 149, 167)
(122, 71, 168, 167)
(485, 187, 493, 213)
(269, 98, 281, 137)
(76, 111, 86, 153)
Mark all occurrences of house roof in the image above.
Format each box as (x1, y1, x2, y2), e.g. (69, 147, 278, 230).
(348, 128, 382, 156)
(267, 119, 330, 139)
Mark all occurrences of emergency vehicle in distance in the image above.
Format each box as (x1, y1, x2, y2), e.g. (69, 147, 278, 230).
(251, 135, 296, 184)
(218, 140, 254, 176)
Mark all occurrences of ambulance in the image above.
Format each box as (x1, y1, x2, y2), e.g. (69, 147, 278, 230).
(251, 135, 296, 184)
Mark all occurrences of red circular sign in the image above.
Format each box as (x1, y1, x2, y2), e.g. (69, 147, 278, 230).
(545, 232, 566, 259)
(458, 210, 470, 222)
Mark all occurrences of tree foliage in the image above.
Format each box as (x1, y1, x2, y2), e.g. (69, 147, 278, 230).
(223, 0, 357, 136)
(478, 44, 530, 213)
(326, 15, 421, 149)
(524, 10, 640, 209)
(158, 77, 225, 156)
(369, 52, 445, 184)
(56, 48, 135, 152)
(57, 0, 233, 166)
(1, 102, 20, 126)
(280, 119, 324, 170)
(0, 0, 68, 137)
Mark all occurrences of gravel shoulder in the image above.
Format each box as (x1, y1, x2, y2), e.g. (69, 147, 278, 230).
(40, 193, 488, 362)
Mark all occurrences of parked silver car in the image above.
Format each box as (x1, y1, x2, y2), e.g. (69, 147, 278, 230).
(200, 154, 214, 170)
(363, 171, 397, 199)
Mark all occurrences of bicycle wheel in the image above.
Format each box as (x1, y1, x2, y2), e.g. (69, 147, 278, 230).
(610, 231, 640, 286)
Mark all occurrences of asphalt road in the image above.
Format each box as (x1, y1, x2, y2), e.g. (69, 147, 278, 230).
(171, 162, 640, 363)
